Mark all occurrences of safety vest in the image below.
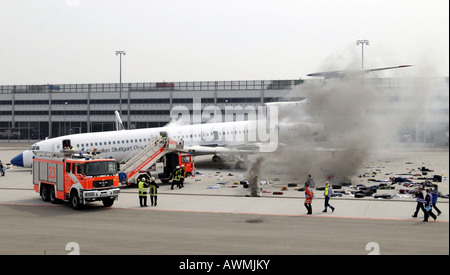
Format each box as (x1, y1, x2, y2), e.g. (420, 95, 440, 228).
(305, 187, 314, 203)
(149, 182, 158, 197)
(324, 185, 332, 197)
(416, 192, 425, 204)
(138, 181, 147, 197)
(173, 169, 180, 181)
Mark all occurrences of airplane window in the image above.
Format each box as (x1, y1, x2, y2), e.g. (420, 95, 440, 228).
(81, 144, 84, 147)
(122, 140, 124, 144)
(130, 140, 133, 143)
(99, 142, 102, 146)
(90, 143, 93, 146)
(113, 141, 116, 144)
(108, 141, 111, 145)
(139, 139, 142, 142)
(95, 143, 98, 146)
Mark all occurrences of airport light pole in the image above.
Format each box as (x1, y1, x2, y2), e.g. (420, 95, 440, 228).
(115, 50, 126, 116)
(356, 40, 369, 70)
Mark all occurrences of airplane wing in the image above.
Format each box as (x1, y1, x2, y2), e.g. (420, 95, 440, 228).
(186, 145, 259, 156)
(307, 65, 412, 79)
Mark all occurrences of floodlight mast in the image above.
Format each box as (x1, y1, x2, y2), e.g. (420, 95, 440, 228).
(356, 40, 369, 70)
(115, 50, 126, 116)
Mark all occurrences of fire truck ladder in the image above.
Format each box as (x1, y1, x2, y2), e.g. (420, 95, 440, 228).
(119, 136, 168, 184)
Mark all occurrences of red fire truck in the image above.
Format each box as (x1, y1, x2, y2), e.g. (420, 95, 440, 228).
(32, 151, 120, 209)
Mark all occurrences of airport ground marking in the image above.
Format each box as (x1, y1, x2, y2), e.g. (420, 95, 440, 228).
(110, 205, 449, 223)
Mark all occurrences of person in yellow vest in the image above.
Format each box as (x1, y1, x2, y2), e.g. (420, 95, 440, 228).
(179, 165, 186, 188)
(323, 181, 335, 213)
(138, 177, 149, 207)
(149, 177, 159, 206)
(171, 166, 180, 190)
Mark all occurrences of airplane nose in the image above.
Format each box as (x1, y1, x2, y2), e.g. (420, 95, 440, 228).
(11, 153, 24, 167)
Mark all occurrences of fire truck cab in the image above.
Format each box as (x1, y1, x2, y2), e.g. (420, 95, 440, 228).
(33, 151, 120, 209)
(153, 152, 194, 184)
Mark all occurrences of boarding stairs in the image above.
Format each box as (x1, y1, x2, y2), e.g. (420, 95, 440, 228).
(119, 137, 169, 184)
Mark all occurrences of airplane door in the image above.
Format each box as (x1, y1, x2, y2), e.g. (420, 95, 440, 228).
(62, 139, 71, 150)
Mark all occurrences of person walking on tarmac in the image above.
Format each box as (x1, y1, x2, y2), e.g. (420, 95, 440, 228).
(171, 166, 181, 190)
(306, 174, 315, 188)
(431, 184, 442, 216)
(323, 181, 335, 213)
(0, 161, 5, 176)
(138, 177, 149, 207)
(304, 182, 315, 215)
(179, 165, 186, 188)
(412, 186, 426, 218)
(149, 177, 159, 206)
(424, 188, 438, 222)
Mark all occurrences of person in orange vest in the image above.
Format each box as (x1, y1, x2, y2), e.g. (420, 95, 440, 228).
(304, 181, 315, 215)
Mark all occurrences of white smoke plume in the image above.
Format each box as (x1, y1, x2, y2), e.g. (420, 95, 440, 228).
(255, 73, 447, 186)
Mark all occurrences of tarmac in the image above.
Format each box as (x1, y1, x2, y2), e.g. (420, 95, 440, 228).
(0, 142, 448, 255)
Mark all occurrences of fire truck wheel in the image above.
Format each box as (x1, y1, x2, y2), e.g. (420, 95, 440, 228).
(102, 198, 115, 207)
(41, 185, 50, 202)
(70, 191, 82, 210)
(49, 187, 58, 204)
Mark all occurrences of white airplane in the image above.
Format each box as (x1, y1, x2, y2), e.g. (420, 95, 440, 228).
(11, 64, 412, 168)
(11, 101, 325, 168)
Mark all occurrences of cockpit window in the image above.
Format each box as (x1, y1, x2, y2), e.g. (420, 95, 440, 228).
(28, 144, 40, 151)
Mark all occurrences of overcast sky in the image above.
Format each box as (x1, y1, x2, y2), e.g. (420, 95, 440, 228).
(0, 0, 448, 85)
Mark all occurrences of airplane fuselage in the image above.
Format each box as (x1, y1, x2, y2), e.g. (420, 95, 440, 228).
(11, 112, 324, 168)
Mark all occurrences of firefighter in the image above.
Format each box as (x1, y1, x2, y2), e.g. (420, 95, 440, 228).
(138, 177, 149, 207)
(149, 177, 159, 206)
(171, 166, 180, 190)
(179, 165, 186, 188)
(304, 182, 315, 215)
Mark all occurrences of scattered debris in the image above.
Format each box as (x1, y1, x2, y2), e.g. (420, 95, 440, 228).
(374, 194, 394, 199)
(207, 186, 220, 189)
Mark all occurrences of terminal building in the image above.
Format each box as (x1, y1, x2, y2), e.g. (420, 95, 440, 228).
(0, 77, 448, 146)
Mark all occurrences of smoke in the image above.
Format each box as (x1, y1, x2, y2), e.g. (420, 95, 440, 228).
(254, 73, 447, 186)
(263, 80, 384, 184)
(248, 156, 264, 197)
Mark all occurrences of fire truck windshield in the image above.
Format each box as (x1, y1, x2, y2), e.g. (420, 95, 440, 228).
(84, 161, 117, 177)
